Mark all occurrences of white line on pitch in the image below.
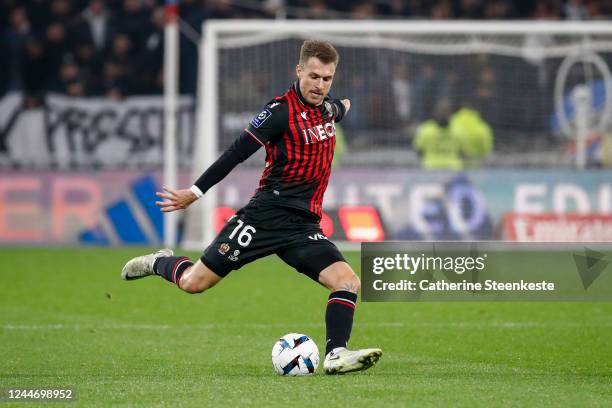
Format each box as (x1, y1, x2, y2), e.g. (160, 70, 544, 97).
(2, 321, 612, 331)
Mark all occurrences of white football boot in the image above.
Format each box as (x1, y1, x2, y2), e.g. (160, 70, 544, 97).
(121, 248, 174, 281)
(323, 347, 383, 375)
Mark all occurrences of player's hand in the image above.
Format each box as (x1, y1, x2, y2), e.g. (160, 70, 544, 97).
(155, 186, 198, 212)
(341, 99, 350, 114)
(324, 99, 351, 119)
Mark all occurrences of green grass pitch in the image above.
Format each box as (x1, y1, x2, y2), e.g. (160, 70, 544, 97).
(1, 247, 612, 407)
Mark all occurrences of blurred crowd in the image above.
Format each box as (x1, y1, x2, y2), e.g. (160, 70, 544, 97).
(1, 0, 611, 107)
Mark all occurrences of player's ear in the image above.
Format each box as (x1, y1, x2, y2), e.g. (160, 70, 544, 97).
(296, 64, 303, 79)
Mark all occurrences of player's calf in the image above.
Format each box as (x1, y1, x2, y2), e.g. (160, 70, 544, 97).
(154, 255, 194, 287)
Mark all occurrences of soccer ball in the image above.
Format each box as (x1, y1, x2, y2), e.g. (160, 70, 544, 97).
(271, 333, 319, 376)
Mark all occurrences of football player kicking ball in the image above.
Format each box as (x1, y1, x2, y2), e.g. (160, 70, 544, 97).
(121, 40, 382, 374)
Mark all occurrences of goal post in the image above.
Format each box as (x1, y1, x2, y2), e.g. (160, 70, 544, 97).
(163, 0, 179, 248)
(181, 20, 612, 250)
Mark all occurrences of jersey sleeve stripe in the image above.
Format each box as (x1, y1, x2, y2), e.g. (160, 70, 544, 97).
(244, 129, 265, 146)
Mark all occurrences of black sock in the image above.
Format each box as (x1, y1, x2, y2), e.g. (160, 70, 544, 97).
(325, 291, 357, 355)
(153, 256, 193, 287)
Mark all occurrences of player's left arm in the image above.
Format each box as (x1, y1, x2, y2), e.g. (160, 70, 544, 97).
(324, 98, 351, 122)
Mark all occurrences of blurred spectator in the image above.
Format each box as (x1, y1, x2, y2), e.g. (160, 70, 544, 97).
(412, 64, 439, 123)
(0, 37, 10, 96)
(483, 0, 515, 19)
(205, 0, 239, 19)
(297, 0, 329, 19)
(74, 42, 103, 94)
(263, 0, 287, 18)
(114, 0, 150, 52)
(21, 36, 49, 107)
(431, 0, 454, 19)
(0, 0, 611, 103)
(224, 70, 267, 110)
(406, 0, 429, 17)
(378, 0, 411, 18)
(413, 100, 465, 170)
(342, 74, 369, 133)
(332, 123, 347, 167)
(102, 33, 138, 98)
(440, 70, 460, 109)
(102, 60, 128, 100)
(24, 0, 53, 29)
(351, 1, 377, 19)
(391, 63, 413, 128)
(72, 0, 114, 54)
(531, 0, 563, 19)
(472, 63, 499, 124)
(584, 0, 607, 18)
(459, 0, 484, 18)
(141, 6, 165, 94)
(49, 0, 75, 22)
(564, 0, 589, 19)
(45, 22, 70, 86)
(178, 1, 202, 94)
(49, 55, 86, 97)
(5, 7, 33, 90)
(448, 104, 493, 168)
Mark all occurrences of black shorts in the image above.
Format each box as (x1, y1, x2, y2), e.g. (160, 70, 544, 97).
(201, 200, 346, 281)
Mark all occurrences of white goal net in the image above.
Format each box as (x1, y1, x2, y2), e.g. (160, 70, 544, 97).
(182, 20, 612, 249)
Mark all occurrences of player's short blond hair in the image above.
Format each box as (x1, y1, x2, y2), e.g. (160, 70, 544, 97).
(299, 40, 339, 66)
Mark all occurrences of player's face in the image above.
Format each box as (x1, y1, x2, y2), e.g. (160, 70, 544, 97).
(296, 57, 336, 106)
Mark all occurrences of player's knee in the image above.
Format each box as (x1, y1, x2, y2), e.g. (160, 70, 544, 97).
(333, 271, 361, 293)
(179, 262, 223, 294)
(320, 262, 361, 293)
(179, 280, 200, 294)
(344, 273, 361, 293)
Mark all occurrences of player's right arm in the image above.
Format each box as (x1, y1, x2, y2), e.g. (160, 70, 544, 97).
(155, 101, 288, 213)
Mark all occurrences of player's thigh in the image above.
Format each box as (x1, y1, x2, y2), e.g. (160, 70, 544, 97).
(201, 206, 284, 277)
(180, 259, 223, 292)
(277, 239, 347, 283)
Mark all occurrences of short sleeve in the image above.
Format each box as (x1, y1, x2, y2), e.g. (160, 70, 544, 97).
(245, 100, 288, 145)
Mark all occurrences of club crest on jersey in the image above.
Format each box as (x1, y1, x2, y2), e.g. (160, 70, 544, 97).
(228, 249, 240, 261)
(218, 243, 230, 255)
(250, 109, 272, 128)
(302, 121, 336, 144)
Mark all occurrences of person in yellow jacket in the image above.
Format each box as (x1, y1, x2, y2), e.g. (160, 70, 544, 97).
(449, 106, 493, 168)
(413, 101, 464, 170)
(332, 123, 347, 168)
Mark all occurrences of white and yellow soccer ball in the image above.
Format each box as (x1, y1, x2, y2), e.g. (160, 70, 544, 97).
(271, 333, 319, 376)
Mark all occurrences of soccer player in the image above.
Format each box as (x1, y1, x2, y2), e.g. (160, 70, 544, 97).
(121, 40, 382, 374)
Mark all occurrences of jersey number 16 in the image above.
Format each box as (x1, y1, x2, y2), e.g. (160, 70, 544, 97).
(228, 219, 256, 247)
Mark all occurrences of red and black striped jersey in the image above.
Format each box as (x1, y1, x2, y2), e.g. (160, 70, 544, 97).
(245, 83, 340, 219)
